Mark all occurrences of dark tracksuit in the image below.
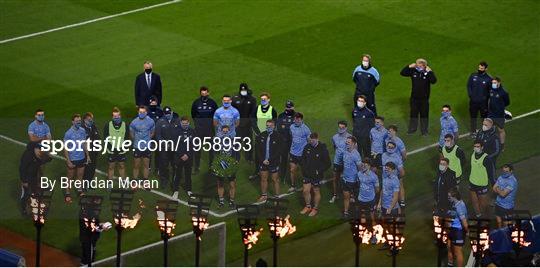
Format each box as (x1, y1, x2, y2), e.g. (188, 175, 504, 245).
(300, 142, 331, 183)
(475, 127, 501, 184)
(232, 91, 257, 161)
(82, 123, 100, 185)
(148, 106, 164, 173)
(433, 169, 457, 216)
(400, 66, 437, 134)
(155, 116, 181, 187)
(353, 66, 380, 115)
(191, 96, 218, 170)
(488, 86, 510, 128)
(19, 143, 50, 212)
(255, 130, 283, 172)
(252, 105, 278, 174)
(174, 126, 196, 192)
(276, 109, 295, 178)
(352, 106, 375, 158)
(467, 71, 492, 132)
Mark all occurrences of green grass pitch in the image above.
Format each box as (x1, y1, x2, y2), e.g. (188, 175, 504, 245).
(0, 0, 539, 266)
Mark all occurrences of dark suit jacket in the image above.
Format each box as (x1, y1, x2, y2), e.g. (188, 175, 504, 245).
(134, 72, 162, 106)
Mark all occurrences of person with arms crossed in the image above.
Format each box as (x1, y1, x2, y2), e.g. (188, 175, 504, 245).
(492, 163, 518, 228)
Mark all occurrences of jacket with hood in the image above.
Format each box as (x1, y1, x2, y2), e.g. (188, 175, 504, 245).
(232, 83, 257, 128)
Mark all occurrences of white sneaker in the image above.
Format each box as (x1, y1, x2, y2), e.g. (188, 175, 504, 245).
(187, 191, 193, 197)
(329, 195, 337, 203)
(288, 187, 296, 193)
(172, 191, 178, 199)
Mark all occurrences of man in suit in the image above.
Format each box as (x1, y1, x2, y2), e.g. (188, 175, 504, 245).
(134, 61, 162, 107)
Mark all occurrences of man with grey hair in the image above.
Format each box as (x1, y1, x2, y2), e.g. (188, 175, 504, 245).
(352, 54, 381, 114)
(400, 58, 437, 136)
(135, 61, 162, 107)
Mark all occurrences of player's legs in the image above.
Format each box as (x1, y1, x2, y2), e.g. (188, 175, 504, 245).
(271, 171, 280, 196)
(260, 170, 269, 197)
(142, 157, 150, 180)
(108, 162, 116, 180)
(469, 190, 481, 217)
(229, 179, 236, 201)
(118, 161, 126, 178)
(399, 179, 406, 206)
(453, 245, 464, 267)
(133, 158, 141, 179)
(300, 182, 312, 214)
(289, 162, 298, 191)
(447, 240, 454, 266)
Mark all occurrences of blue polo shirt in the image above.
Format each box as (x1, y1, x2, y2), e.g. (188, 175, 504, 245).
(28, 120, 51, 139)
(342, 149, 361, 182)
(439, 115, 458, 147)
(332, 131, 351, 165)
(381, 151, 403, 177)
(370, 126, 388, 155)
(290, 123, 311, 156)
(381, 173, 400, 210)
(385, 136, 406, 158)
(213, 106, 240, 136)
(63, 126, 87, 161)
(450, 200, 468, 229)
(130, 116, 155, 150)
(358, 169, 379, 202)
(494, 174, 518, 209)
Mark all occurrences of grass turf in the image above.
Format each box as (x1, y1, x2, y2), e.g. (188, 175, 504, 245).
(0, 0, 539, 266)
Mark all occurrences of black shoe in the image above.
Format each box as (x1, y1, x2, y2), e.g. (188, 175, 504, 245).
(218, 199, 225, 208)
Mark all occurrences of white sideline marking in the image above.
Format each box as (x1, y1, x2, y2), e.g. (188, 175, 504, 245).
(0, 0, 182, 45)
(2, 108, 539, 217)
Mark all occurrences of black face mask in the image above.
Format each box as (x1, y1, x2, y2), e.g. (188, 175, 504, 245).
(201, 96, 208, 101)
(145, 68, 152, 74)
(478, 69, 485, 74)
(286, 108, 294, 115)
(149, 104, 157, 110)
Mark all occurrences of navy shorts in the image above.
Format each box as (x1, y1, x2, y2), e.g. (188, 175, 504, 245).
(260, 163, 279, 173)
(449, 227, 465, 246)
(490, 116, 505, 129)
(303, 177, 322, 187)
(289, 153, 302, 164)
(70, 158, 86, 168)
(108, 153, 126, 163)
(358, 200, 375, 212)
(469, 183, 488, 195)
(333, 164, 344, 173)
(494, 205, 513, 219)
(342, 180, 358, 193)
(134, 149, 151, 158)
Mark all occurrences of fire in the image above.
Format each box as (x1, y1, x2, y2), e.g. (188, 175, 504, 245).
(385, 234, 405, 250)
(372, 224, 386, 244)
(471, 229, 490, 253)
(29, 196, 46, 224)
(192, 216, 209, 240)
(114, 213, 142, 229)
(433, 217, 448, 243)
(156, 210, 176, 236)
(83, 217, 99, 232)
(511, 230, 531, 247)
(269, 215, 296, 238)
(242, 228, 263, 249)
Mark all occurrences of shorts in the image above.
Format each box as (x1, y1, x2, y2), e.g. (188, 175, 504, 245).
(490, 117, 505, 129)
(333, 164, 344, 173)
(494, 205, 513, 219)
(134, 149, 151, 158)
(217, 176, 236, 184)
(260, 163, 279, 173)
(302, 177, 322, 187)
(70, 158, 86, 168)
(382, 207, 399, 216)
(342, 180, 358, 193)
(108, 153, 127, 163)
(358, 200, 375, 212)
(289, 153, 302, 164)
(469, 183, 488, 195)
(449, 227, 465, 246)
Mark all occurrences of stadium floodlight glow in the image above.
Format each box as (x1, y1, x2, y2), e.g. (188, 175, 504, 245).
(468, 218, 490, 267)
(236, 205, 262, 267)
(433, 215, 450, 267)
(264, 197, 296, 267)
(508, 210, 532, 257)
(80, 195, 104, 268)
(382, 214, 406, 267)
(349, 204, 375, 267)
(188, 194, 212, 267)
(156, 199, 179, 267)
(109, 189, 137, 267)
(29, 189, 53, 267)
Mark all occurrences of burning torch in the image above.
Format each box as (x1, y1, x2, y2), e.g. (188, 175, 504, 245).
(110, 189, 138, 267)
(237, 205, 262, 267)
(508, 210, 532, 258)
(188, 194, 212, 267)
(264, 197, 296, 267)
(468, 218, 490, 267)
(80, 195, 107, 267)
(156, 199, 179, 267)
(433, 214, 450, 267)
(29, 189, 53, 267)
(382, 214, 406, 267)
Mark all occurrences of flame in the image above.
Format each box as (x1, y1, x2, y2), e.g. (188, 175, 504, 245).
(83, 217, 99, 232)
(433, 217, 448, 243)
(471, 229, 490, 253)
(511, 230, 531, 247)
(269, 215, 296, 238)
(192, 216, 209, 240)
(385, 234, 405, 249)
(156, 210, 176, 236)
(114, 213, 142, 229)
(242, 228, 263, 249)
(29, 196, 46, 224)
(372, 224, 386, 244)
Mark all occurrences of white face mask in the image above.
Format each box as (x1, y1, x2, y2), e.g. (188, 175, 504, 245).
(357, 101, 365, 108)
(438, 164, 447, 172)
(362, 60, 369, 68)
(240, 90, 247, 96)
(474, 147, 482, 154)
(482, 125, 490, 131)
(444, 141, 452, 148)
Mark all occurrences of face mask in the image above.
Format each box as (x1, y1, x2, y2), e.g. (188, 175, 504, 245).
(387, 147, 396, 154)
(138, 113, 147, 119)
(310, 140, 318, 146)
(181, 123, 189, 129)
(165, 114, 172, 121)
(294, 121, 302, 127)
(223, 102, 231, 108)
(266, 126, 274, 133)
(478, 69, 485, 74)
(357, 101, 365, 108)
(444, 141, 452, 148)
(362, 61, 370, 68)
(491, 83, 498, 89)
(285, 108, 294, 114)
(144, 68, 152, 74)
(482, 125, 490, 131)
(113, 117, 121, 124)
(501, 171, 511, 178)
(474, 147, 482, 154)
(375, 122, 382, 129)
(201, 96, 208, 101)
(360, 163, 368, 172)
(36, 115, 45, 122)
(74, 122, 82, 129)
(439, 164, 447, 172)
(442, 111, 450, 118)
(338, 128, 346, 134)
(85, 119, 93, 127)
(149, 104, 157, 110)
(416, 66, 425, 72)
(261, 99, 269, 106)
(240, 90, 247, 96)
